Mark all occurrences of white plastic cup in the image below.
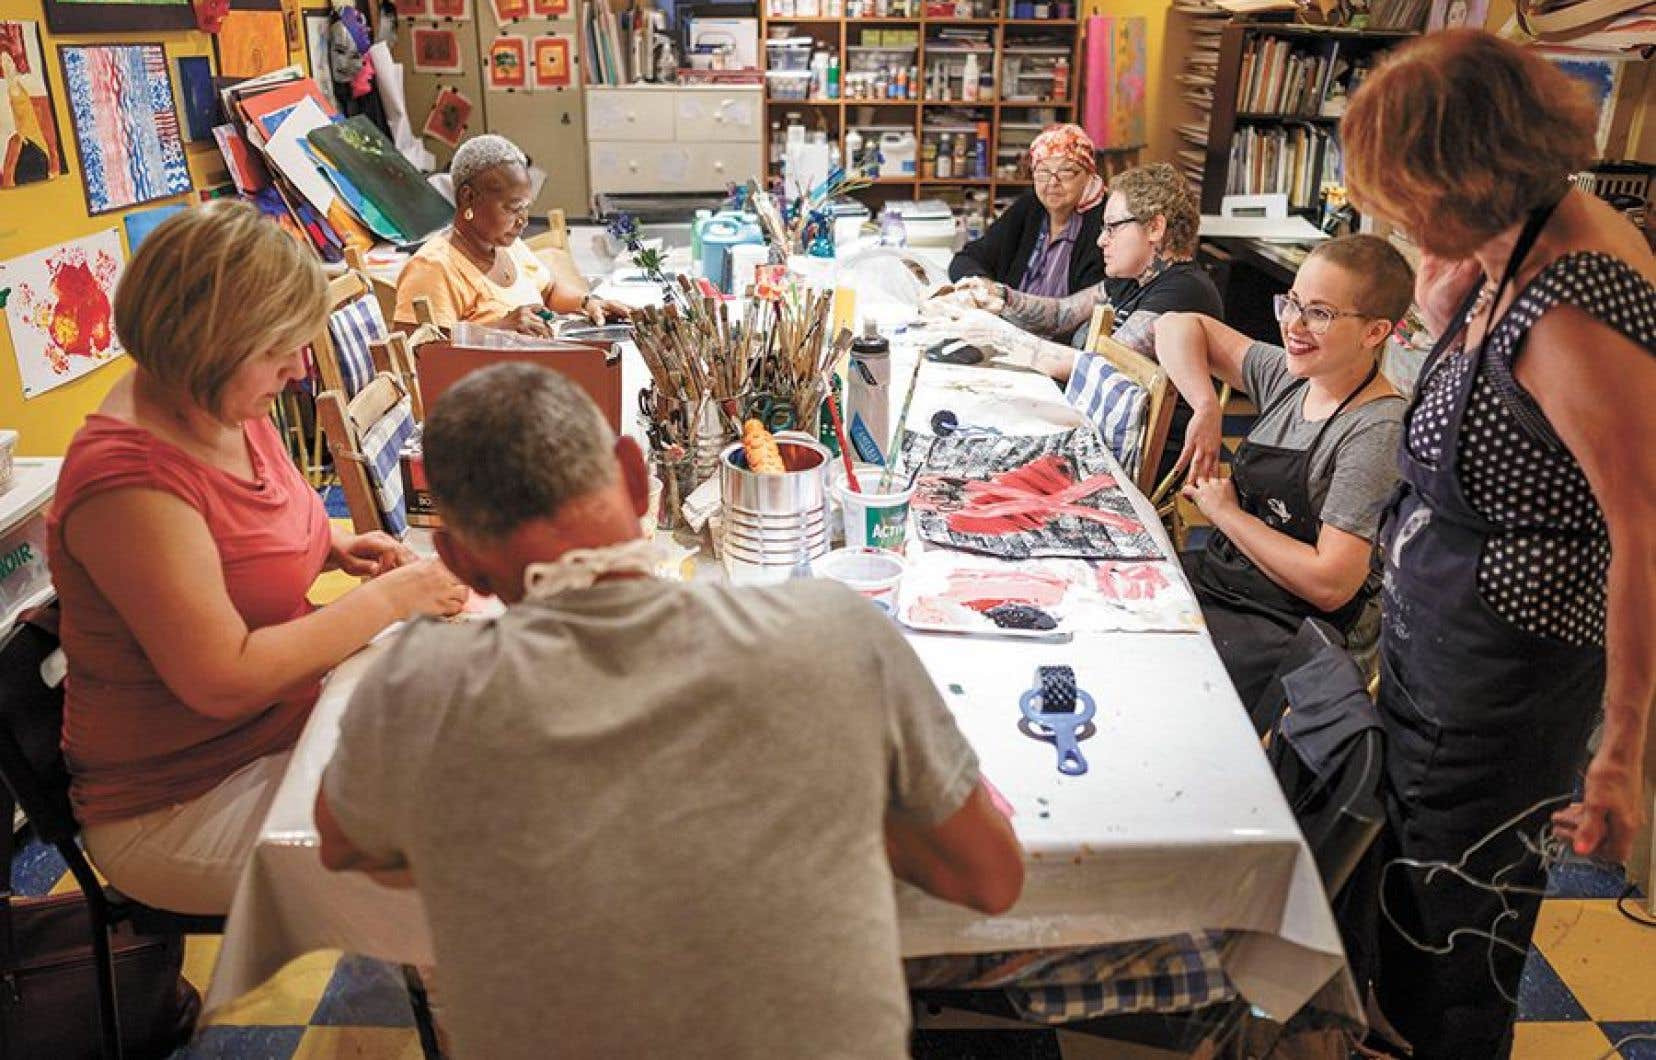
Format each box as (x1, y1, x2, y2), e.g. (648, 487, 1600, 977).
(831, 464, 915, 552)
(643, 474, 663, 535)
(813, 547, 906, 611)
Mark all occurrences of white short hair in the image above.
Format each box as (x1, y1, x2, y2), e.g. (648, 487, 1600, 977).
(450, 134, 527, 192)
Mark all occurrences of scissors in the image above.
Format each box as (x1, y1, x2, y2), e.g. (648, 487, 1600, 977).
(1018, 665, 1097, 776)
(745, 392, 797, 433)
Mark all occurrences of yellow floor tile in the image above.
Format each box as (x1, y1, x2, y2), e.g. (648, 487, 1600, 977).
(308, 569, 361, 607)
(1532, 900, 1656, 1021)
(183, 934, 223, 994)
(292, 1026, 425, 1060)
(1511, 1021, 1614, 1060)
(203, 949, 341, 1027)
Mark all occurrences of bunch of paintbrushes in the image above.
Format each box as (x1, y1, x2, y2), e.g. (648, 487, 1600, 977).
(632, 275, 852, 449)
(751, 283, 853, 428)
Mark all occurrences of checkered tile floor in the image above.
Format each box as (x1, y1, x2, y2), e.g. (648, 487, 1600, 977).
(10, 834, 1652, 1059)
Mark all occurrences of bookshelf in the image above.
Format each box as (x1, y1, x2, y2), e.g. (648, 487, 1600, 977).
(1190, 22, 1416, 220)
(756, 1, 1098, 214)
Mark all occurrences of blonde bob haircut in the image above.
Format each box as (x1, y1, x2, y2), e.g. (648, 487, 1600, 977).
(114, 200, 328, 416)
(1341, 29, 1596, 259)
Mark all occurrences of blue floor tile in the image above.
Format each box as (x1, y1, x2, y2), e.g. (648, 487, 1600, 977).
(170, 1025, 306, 1059)
(1515, 948, 1589, 1022)
(9, 834, 67, 897)
(308, 954, 415, 1028)
(1601, 1023, 1656, 1060)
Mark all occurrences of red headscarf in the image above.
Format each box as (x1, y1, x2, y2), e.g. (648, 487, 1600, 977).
(1028, 124, 1106, 212)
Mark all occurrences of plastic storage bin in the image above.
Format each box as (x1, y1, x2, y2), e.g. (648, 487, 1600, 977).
(765, 38, 814, 71)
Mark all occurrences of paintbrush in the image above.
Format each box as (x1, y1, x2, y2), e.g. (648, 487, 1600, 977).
(878, 353, 925, 493)
(825, 391, 861, 494)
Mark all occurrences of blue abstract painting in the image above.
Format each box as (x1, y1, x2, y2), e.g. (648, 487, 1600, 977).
(58, 43, 192, 215)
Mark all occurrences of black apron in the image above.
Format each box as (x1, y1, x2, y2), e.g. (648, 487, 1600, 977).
(1188, 362, 1380, 706)
(1371, 198, 1604, 1060)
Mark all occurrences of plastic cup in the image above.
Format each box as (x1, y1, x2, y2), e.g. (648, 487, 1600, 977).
(643, 474, 663, 535)
(831, 464, 915, 552)
(813, 547, 906, 611)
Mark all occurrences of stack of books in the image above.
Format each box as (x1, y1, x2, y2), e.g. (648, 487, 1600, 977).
(1224, 123, 1334, 210)
(1171, 0, 1229, 193)
(1237, 38, 1335, 115)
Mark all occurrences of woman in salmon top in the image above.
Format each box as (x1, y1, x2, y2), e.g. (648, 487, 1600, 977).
(48, 201, 467, 915)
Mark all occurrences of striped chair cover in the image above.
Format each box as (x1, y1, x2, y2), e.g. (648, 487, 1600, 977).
(326, 296, 389, 400)
(1064, 351, 1149, 479)
(358, 396, 418, 537)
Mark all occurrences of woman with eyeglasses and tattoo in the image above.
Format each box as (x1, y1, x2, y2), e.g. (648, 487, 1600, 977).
(928, 163, 1222, 474)
(1153, 235, 1412, 708)
(947, 124, 1107, 297)
(394, 135, 630, 338)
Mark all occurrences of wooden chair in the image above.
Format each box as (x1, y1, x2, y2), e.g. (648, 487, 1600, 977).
(344, 245, 399, 331)
(525, 224, 590, 298)
(316, 373, 418, 537)
(314, 262, 422, 418)
(1080, 305, 1176, 497)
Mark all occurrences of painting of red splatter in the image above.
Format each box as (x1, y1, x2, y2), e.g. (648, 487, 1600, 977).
(0, 228, 125, 399)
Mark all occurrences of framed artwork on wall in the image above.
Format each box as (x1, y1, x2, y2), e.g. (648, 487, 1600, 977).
(411, 26, 464, 73)
(0, 20, 67, 188)
(58, 42, 192, 214)
(215, 8, 290, 79)
(487, 34, 527, 91)
(42, 0, 196, 35)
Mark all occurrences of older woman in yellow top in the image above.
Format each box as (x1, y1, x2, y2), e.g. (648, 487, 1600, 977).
(395, 134, 629, 337)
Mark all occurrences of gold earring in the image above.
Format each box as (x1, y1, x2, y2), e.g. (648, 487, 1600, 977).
(464, 208, 474, 221)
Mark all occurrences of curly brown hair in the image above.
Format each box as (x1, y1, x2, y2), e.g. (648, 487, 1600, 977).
(1341, 29, 1596, 259)
(1109, 162, 1201, 258)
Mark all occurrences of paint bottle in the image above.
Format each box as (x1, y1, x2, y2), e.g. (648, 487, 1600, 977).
(1051, 56, 1070, 102)
(846, 321, 892, 465)
(962, 53, 980, 102)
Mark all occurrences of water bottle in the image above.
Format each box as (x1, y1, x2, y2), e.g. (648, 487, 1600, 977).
(846, 321, 892, 464)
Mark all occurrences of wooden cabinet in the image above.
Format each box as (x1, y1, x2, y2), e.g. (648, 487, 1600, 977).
(585, 85, 765, 195)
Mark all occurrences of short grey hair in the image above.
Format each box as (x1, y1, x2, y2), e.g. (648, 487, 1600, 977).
(449, 134, 527, 192)
(423, 363, 618, 542)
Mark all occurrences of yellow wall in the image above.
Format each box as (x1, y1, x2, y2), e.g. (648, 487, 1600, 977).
(0, 0, 304, 456)
(1082, 0, 1173, 161)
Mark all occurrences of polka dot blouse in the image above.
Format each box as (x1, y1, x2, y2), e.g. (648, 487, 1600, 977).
(1405, 252, 1655, 647)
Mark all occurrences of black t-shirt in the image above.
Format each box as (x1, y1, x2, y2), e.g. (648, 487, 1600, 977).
(1103, 260, 1225, 321)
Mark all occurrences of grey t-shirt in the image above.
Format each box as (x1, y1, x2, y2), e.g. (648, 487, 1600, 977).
(323, 577, 977, 1060)
(1241, 343, 1405, 541)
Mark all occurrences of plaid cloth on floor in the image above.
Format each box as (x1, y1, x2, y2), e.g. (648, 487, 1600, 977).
(906, 931, 1234, 1024)
(327, 296, 389, 399)
(360, 397, 417, 537)
(1065, 352, 1148, 480)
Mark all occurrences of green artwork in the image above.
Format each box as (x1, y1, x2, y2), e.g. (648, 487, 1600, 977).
(306, 116, 452, 244)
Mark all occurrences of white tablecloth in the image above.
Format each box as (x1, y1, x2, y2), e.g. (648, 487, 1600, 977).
(208, 307, 1359, 1027)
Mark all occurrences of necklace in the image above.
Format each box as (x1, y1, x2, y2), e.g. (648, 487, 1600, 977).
(1466, 279, 1497, 321)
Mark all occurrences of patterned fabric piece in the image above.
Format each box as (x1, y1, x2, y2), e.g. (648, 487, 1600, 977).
(1027, 123, 1106, 212)
(1404, 251, 1655, 646)
(904, 932, 1234, 1023)
(359, 397, 416, 537)
(326, 296, 389, 399)
(1009, 932, 1233, 1023)
(1065, 351, 1148, 478)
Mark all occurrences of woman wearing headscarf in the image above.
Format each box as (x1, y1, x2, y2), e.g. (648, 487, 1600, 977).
(394, 134, 629, 337)
(948, 123, 1106, 297)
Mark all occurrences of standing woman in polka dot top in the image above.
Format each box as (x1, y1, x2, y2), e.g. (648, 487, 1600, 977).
(1341, 30, 1654, 1060)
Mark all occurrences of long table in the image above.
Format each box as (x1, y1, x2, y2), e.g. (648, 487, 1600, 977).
(206, 288, 1360, 1027)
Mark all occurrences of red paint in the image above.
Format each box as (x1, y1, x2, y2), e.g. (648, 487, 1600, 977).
(47, 258, 113, 360)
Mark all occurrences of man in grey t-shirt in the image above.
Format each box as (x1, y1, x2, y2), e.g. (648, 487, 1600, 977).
(314, 364, 1024, 1059)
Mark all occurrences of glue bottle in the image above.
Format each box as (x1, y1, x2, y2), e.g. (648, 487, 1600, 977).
(846, 320, 892, 464)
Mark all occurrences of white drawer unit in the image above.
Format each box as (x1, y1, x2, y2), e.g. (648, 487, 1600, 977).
(586, 89, 678, 143)
(586, 85, 764, 195)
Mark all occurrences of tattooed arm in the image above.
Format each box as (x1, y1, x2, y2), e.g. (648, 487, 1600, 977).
(1003, 282, 1109, 340)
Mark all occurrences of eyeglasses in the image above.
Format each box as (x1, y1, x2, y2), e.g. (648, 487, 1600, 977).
(1099, 216, 1141, 240)
(1032, 165, 1086, 185)
(1273, 292, 1370, 337)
